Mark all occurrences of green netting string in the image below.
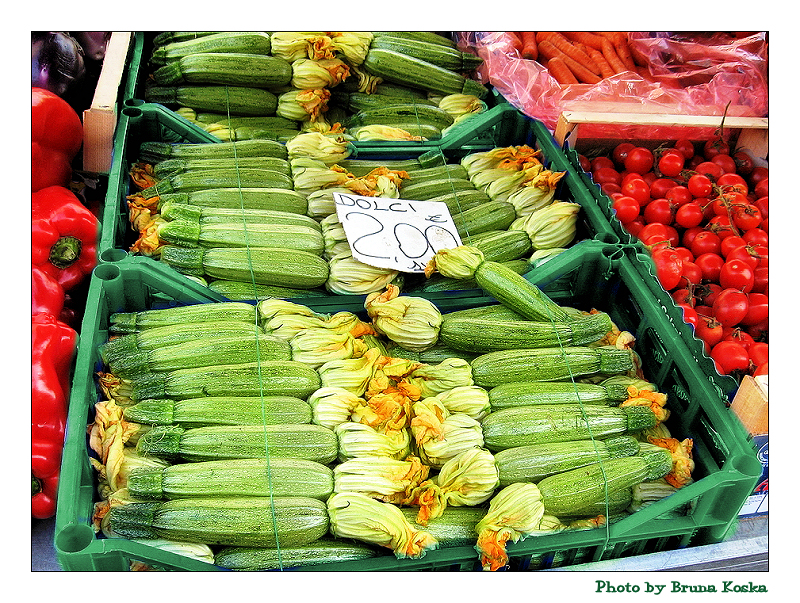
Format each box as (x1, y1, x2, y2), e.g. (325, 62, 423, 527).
(433, 146, 473, 245)
(224, 85, 284, 570)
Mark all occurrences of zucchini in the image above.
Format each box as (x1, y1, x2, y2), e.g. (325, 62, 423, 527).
(160, 246, 329, 289)
(150, 32, 272, 66)
(346, 103, 455, 130)
(139, 139, 287, 163)
(109, 301, 257, 334)
(566, 487, 633, 518)
(123, 395, 313, 427)
(370, 35, 482, 72)
(404, 163, 469, 182)
(106, 496, 329, 548)
(159, 204, 319, 230)
(349, 123, 442, 140)
(145, 85, 279, 116)
(130, 359, 322, 401)
(400, 507, 485, 547)
(208, 280, 327, 301)
(363, 48, 488, 98)
(214, 538, 377, 570)
(451, 199, 517, 238)
(152, 32, 220, 48)
(443, 303, 526, 322)
(127, 457, 334, 500)
(439, 311, 613, 353)
(107, 333, 293, 378)
(136, 424, 338, 464)
(373, 31, 458, 49)
(153, 156, 292, 179)
(193, 113, 299, 130)
(152, 53, 292, 89)
(343, 92, 438, 113)
(158, 220, 325, 255)
(470, 346, 635, 387)
(157, 188, 307, 215)
(536, 450, 673, 516)
(481, 404, 659, 451)
(140, 168, 294, 198)
(488, 380, 630, 410)
(494, 435, 640, 486)
(399, 177, 476, 201)
(467, 229, 533, 263)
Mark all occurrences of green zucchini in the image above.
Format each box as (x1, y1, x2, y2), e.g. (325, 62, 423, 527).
(207, 280, 327, 301)
(145, 85, 279, 116)
(400, 507, 486, 547)
(451, 199, 517, 238)
(346, 103, 455, 130)
(467, 229, 533, 263)
(150, 32, 272, 66)
(140, 168, 294, 198)
(152, 32, 221, 48)
(399, 177, 476, 201)
(159, 204, 319, 230)
(153, 156, 292, 179)
(214, 539, 377, 570)
(152, 53, 292, 89)
(109, 301, 257, 334)
(343, 92, 438, 113)
(156, 188, 307, 215)
(370, 35, 483, 71)
(139, 139, 287, 163)
(488, 380, 630, 410)
(157, 220, 325, 255)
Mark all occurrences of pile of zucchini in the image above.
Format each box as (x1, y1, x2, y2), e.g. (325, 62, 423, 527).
(144, 31, 488, 142)
(91, 272, 691, 571)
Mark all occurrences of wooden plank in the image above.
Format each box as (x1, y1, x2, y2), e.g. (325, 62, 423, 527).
(82, 32, 133, 173)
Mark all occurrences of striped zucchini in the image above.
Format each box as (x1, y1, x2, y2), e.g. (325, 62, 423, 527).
(145, 85, 279, 116)
(373, 31, 458, 49)
(442, 303, 526, 322)
(153, 156, 291, 179)
(346, 103, 455, 130)
(370, 35, 483, 71)
(537, 449, 673, 516)
(481, 404, 659, 451)
(152, 53, 292, 89)
(136, 424, 338, 464)
(156, 188, 307, 215)
(130, 359, 322, 401)
(109, 301, 257, 334)
(160, 246, 329, 289)
(363, 48, 488, 98)
(349, 123, 442, 140)
(214, 539, 377, 570)
(439, 311, 613, 353)
(417, 260, 528, 293)
(494, 435, 640, 486)
(140, 168, 294, 198)
(150, 32, 271, 65)
(451, 199, 517, 238)
(157, 220, 325, 255)
(159, 204, 319, 230)
(152, 32, 220, 48)
(404, 163, 469, 182)
(106, 496, 329, 548)
(127, 457, 334, 500)
(107, 333, 293, 378)
(123, 395, 312, 427)
(488, 380, 631, 410)
(342, 92, 438, 113)
(565, 487, 633, 518)
(470, 346, 635, 387)
(401, 507, 486, 547)
(399, 177, 476, 201)
(193, 113, 299, 130)
(139, 139, 287, 163)
(208, 280, 327, 301)
(467, 229, 533, 263)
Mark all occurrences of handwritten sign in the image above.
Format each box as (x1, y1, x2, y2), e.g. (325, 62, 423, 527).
(333, 192, 462, 273)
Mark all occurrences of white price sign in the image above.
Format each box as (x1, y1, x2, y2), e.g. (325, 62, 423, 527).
(333, 192, 463, 273)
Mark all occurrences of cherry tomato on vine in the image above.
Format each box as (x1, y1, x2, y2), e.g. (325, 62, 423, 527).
(751, 266, 768, 294)
(723, 328, 755, 350)
(696, 282, 722, 307)
(674, 138, 695, 160)
(707, 215, 738, 240)
(690, 231, 722, 257)
(675, 202, 704, 229)
(754, 196, 768, 219)
(711, 153, 737, 174)
(732, 151, 755, 176)
(712, 288, 749, 327)
(694, 252, 724, 282)
(649, 177, 676, 199)
(613, 142, 635, 167)
(728, 244, 768, 270)
(672, 246, 694, 264)
(643, 198, 674, 224)
(665, 185, 693, 208)
(679, 261, 703, 287)
(600, 182, 622, 196)
(677, 304, 699, 329)
(748, 341, 769, 367)
(695, 313, 724, 349)
(741, 292, 768, 326)
(672, 288, 695, 306)
(719, 259, 755, 293)
(622, 178, 651, 206)
(651, 246, 684, 291)
(624, 147, 655, 174)
(658, 151, 685, 178)
(742, 228, 768, 246)
(623, 218, 646, 238)
(687, 173, 713, 198)
(695, 161, 724, 181)
(703, 138, 730, 160)
(612, 195, 640, 223)
(753, 361, 768, 377)
(716, 172, 748, 192)
(594, 166, 623, 187)
(591, 156, 615, 172)
(720, 236, 748, 258)
(711, 340, 750, 375)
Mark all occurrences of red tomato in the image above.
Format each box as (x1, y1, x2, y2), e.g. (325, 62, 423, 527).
(637, 222, 669, 243)
(711, 340, 750, 374)
(624, 146, 655, 174)
(623, 218, 646, 238)
(600, 182, 622, 196)
(612, 142, 635, 167)
(687, 173, 713, 198)
(678, 304, 699, 329)
(591, 156, 614, 172)
(680, 261, 703, 286)
(719, 259, 755, 293)
(694, 161, 725, 181)
(666, 185, 693, 207)
(732, 151, 754, 176)
(672, 288, 695, 306)
(674, 138, 695, 160)
(746, 318, 769, 341)
(612, 195, 640, 223)
(754, 196, 768, 219)
(753, 361, 768, 377)
(748, 341, 769, 367)
(727, 244, 768, 270)
(703, 138, 730, 160)
(642, 171, 657, 186)
(621, 171, 646, 186)
(710, 153, 737, 173)
(742, 228, 768, 246)
(707, 215, 737, 240)
(741, 292, 768, 326)
(681, 226, 705, 248)
(716, 172, 748, 192)
(754, 178, 768, 198)
(695, 313, 724, 348)
(751, 266, 768, 294)
(694, 252, 725, 282)
(658, 152, 685, 178)
(594, 166, 623, 187)
(675, 202, 704, 228)
(578, 154, 591, 171)
(651, 247, 684, 291)
(690, 231, 722, 257)
(672, 246, 694, 264)
(696, 282, 722, 306)
(720, 236, 748, 258)
(649, 177, 677, 199)
(712, 288, 749, 327)
(731, 204, 763, 231)
(749, 166, 768, 187)
(723, 328, 755, 350)
(643, 198, 675, 224)
(622, 178, 651, 206)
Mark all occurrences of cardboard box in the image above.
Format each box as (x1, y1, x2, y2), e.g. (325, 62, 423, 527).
(732, 375, 768, 517)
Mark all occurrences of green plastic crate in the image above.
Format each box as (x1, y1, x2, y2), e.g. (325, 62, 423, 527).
(54, 241, 761, 571)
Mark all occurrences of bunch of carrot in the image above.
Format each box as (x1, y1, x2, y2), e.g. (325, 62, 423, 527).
(508, 32, 641, 85)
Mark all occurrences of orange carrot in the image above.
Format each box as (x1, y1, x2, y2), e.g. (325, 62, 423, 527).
(545, 56, 579, 85)
(506, 32, 523, 52)
(595, 32, 627, 46)
(537, 39, 600, 84)
(600, 39, 627, 74)
(520, 32, 538, 60)
(536, 32, 601, 76)
(581, 44, 615, 79)
(614, 38, 637, 72)
(562, 31, 608, 50)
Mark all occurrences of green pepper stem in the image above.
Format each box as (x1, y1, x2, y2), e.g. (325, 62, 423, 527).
(49, 236, 83, 269)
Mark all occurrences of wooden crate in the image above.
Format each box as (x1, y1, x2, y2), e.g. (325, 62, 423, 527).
(82, 32, 134, 174)
(731, 375, 768, 437)
(554, 109, 768, 164)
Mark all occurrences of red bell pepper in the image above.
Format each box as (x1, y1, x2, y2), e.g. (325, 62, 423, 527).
(32, 185, 99, 292)
(32, 312, 78, 519)
(31, 87, 83, 192)
(32, 264, 65, 318)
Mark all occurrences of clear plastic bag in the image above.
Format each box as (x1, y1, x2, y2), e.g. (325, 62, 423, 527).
(458, 32, 768, 137)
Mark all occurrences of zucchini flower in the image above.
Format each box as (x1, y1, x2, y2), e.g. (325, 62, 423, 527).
(318, 347, 383, 396)
(309, 187, 349, 221)
(365, 285, 443, 353)
(329, 32, 374, 66)
(326, 254, 400, 296)
(416, 412, 484, 468)
(286, 131, 351, 165)
(325, 311, 378, 338)
(648, 437, 695, 488)
(333, 455, 430, 504)
(406, 357, 475, 398)
(461, 145, 542, 178)
(512, 200, 581, 250)
(475, 482, 546, 571)
(263, 314, 328, 340)
(424, 245, 485, 280)
(364, 355, 424, 400)
(87, 400, 144, 492)
(270, 32, 333, 62)
(129, 539, 215, 570)
(438, 93, 487, 120)
(327, 492, 438, 559)
(291, 162, 353, 196)
(277, 88, 331, 122)
(350, 125, 425, 142)
(258, 298, 323, 324)
(96, 371, 135, 406)
(345, 167, 407, 198)
(335, 422, 412, 461)
(436, 385, 491, 421)
(290, 58, 351, 90)
(483, 164, 545, 203)
(351, 390, 413, 435)
(130, 215, 169, 257)
(308, 386, 363, 430)
(129, 162, 158, 190)
(290, 328, 361, 368)
(347, 63, 383, 94)
(620, 387, 671, 424)
(91, 447, 169, 500)
(321, 214, 350, 258)
(406, 447, 498, 524)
